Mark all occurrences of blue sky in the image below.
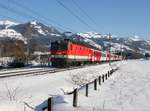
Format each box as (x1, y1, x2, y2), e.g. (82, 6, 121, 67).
(0, 0, 150, 39)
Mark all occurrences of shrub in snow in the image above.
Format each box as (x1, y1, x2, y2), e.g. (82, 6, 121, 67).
(69, 70, 99, 87)
(70, 73, 89, 86)
(0, 83, 32, 104)
(1, 84, 22, 101)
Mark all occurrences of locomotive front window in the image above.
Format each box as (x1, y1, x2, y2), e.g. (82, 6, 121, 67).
(51, 42, 68, 51)
(51, 43, 59, 51)
(60, 43, 68, 50)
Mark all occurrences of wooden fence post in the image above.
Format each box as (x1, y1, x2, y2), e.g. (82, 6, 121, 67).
(73, 88, 78, 107)
(86, 84, 89, 97)
(94, 79, 97, 90)
(112, 69, 114, 73)
(102, 74, 105, 82)
(108, 71, 110, 77)
(105, 73, 107, 80)
(48, 97, 53, 111)
(98, 76, 101, 85)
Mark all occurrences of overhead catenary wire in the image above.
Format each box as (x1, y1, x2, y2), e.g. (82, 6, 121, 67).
(71, 0, 98, 27)
(8, 0, 75, 32)
(0, 3, 37, 21)
(0, 3, 59, 32)
(0, 14, 23, 23)
(0, 1, 75, 32)
(55, 0, 97, 31)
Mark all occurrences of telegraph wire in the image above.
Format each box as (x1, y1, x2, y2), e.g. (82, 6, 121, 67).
(0, 1, 74, 32)
(0, 3, 37, 21)
(71, 0, 98, 27)
(55, 0, 96, 31)
(8, 0, 75, 32)
(0, 2, 60, 32)
(0, 14, 23, 23)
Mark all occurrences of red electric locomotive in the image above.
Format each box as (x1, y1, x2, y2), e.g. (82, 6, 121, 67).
(51, 39, 103, 67)
(51, 39, 122, 67)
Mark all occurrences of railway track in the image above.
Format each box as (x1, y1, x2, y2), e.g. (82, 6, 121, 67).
(0, 61, 119, 78)
(0, 65, 85, 78)
(0, 68, 58, 78)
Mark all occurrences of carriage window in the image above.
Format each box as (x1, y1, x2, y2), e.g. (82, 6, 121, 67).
(102, 53, 106, 57)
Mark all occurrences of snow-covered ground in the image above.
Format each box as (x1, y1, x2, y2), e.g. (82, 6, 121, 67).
(55, 60, 150, 111)
(0, 60, 150, 111)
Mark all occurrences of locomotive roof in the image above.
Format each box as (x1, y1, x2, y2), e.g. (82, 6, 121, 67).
(60, 39, 102, 51)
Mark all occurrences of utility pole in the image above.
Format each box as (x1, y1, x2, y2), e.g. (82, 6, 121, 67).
(25, 24, 32, 64)
(0, 44, 2, 57)
(120, 43, 123, 60)
(48, 40, 51, 67)
(109, 33, 111, 66)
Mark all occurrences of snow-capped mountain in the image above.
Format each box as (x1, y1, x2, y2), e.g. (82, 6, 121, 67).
(127, 35, 143, 42)
(0, 20, 26, 42)
(0, 20, 149, 58)
(0, 20, 18, 28)
(0, 29, 26, 43)
(0, 20, 63, 46)
(77, 32, 103, 39)
(76, 32, 150, 58)
(0, 20, 102, 50)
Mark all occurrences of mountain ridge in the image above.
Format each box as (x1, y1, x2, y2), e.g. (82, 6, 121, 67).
(0, 20, 149, 57)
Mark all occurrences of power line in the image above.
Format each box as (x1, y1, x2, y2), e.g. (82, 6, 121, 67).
(71, 0, 98, 27)
(0, 14, 23, 23)
(9, 0, 75, 32)
(0, 1, 74, 32)
(55, 0, 96, 31)
(0, 3, 37, 21)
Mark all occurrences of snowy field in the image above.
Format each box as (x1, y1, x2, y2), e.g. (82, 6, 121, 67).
(0, 60, 150, 111)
